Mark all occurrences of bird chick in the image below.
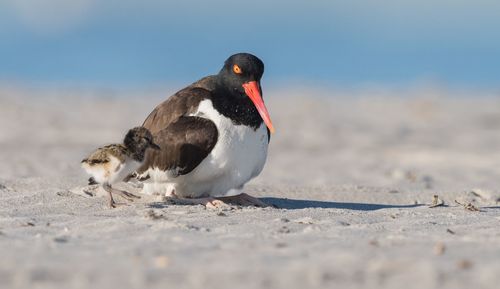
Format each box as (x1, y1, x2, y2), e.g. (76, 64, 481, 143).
(81, 127, 160, 208)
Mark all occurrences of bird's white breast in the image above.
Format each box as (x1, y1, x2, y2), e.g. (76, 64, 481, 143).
(143, 99, 269, 197)
(82, 155, 141, 185)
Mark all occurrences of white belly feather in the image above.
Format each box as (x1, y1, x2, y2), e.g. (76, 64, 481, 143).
(142, 99, 269, 197)
(82, 155, 141, 185)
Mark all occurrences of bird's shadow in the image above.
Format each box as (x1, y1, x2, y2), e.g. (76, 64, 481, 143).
(482, 206, 500, 209)
(260, 197, 422, 211)
(146, 197, 423, 211)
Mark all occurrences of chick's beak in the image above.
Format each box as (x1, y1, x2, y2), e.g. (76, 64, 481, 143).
(149, 141, 161, 150)
(242, 81, 275, 133)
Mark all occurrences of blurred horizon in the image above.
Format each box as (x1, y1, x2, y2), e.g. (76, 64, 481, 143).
(1, 0, 499, 91)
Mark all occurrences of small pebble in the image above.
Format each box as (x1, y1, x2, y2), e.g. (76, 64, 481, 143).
(144, 210, 167, 220)
(422, 175, 434, 189)
(56, 191, 74, 197)
(278, 226, 290, 234)
(275, 242, 287, 248)
(457, 259, 473, 270)
(434, 242, 446, 255)
(429, 195, 444, 208)
(154, 256, 170, 269)
(406, 171, 417, 182)
(53, 237, 68, 243)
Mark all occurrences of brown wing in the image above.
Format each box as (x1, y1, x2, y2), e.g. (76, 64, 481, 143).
(142, 76, 216, 134)
(139, 78, 219, 176)
(138, 116, 218, 176)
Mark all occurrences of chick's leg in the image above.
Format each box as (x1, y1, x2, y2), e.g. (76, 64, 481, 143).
(102, 183, 117, 208)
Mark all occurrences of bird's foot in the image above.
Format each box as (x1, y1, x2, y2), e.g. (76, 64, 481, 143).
(165, 193, 268, 209)
(165, 196, 228, 209)
(102, 184, 139, 209)
(108, 199, 130, 209)
(112, 189, 141, 202)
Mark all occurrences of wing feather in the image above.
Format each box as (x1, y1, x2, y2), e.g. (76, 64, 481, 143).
(138, 116, 218, 176)
(139, 82, 219, 176)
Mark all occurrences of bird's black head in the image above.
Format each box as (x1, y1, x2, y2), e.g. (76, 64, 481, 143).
(218, 53, 264, 94)
(216, 53, 274, 133)
(123, 127, 160, 161)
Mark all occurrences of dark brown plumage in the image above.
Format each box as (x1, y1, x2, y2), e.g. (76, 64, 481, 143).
(143, 116, 218, 176)
(138, 80, 219, 176)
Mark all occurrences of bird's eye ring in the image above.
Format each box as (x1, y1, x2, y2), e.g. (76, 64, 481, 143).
(233, 64, 242, 74)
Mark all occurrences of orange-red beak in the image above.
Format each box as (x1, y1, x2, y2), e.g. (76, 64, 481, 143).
(242, 81, 275, 134)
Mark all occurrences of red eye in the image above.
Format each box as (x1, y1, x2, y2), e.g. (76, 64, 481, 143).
(233, 64, 242, 74)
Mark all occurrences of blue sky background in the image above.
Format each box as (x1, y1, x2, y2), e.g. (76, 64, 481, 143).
(0, 0, 499, 89)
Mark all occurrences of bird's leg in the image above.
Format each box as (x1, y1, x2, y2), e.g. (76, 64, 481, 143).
(216, 193, 269, 207)
(102, 183, 118, 208)
(102, 184, 139, 207)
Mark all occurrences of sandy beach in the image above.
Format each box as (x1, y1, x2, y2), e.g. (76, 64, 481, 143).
(1, 86, 499, 289)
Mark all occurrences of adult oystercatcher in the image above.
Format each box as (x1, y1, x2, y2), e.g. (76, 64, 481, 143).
(136, 53, 274, 207)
